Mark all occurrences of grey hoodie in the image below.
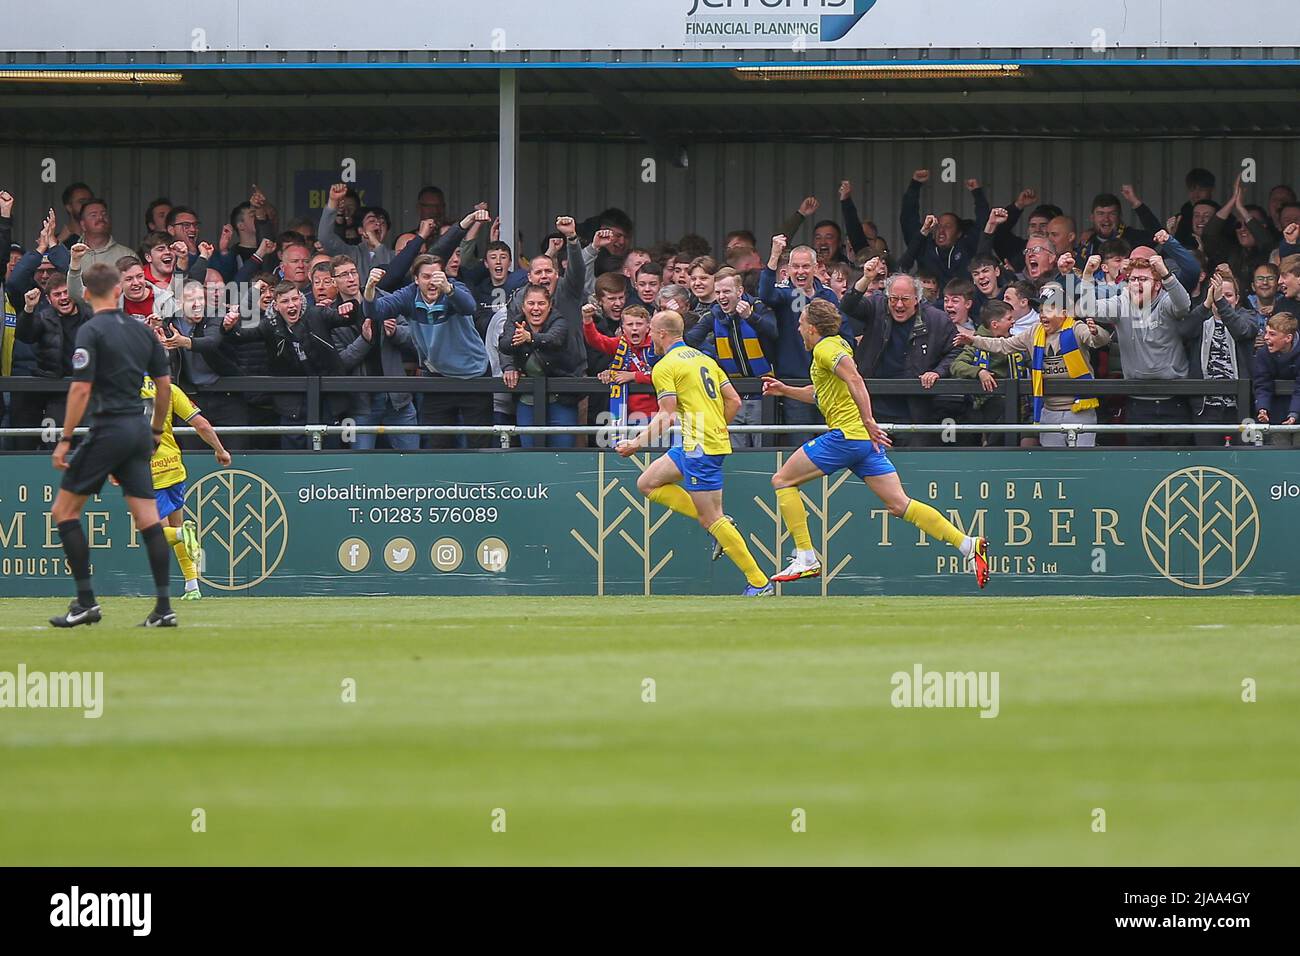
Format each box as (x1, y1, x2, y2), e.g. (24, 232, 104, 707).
(1077, 274, 1191, 382)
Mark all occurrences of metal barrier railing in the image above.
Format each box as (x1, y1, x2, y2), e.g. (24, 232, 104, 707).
(3, 375, 1296, 449)
(3, 422, 1297, 450)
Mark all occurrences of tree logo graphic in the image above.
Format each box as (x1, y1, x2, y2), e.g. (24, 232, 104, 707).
(1141, 466, 1259, 590)
(186, 469, 289, 591)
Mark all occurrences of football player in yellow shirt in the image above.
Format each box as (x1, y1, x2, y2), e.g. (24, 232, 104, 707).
(616, 310, 773, 595)
(762, 299, 990, 588)
(139, 375, 231, 600)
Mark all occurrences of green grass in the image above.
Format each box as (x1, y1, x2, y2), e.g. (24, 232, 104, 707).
(0, 596, 1297, 865)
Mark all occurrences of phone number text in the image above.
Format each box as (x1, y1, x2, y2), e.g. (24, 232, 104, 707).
(348, 506, 499, 524)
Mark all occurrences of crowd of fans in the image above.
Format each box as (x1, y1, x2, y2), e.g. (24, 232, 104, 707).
(2, 165, 1299, 452)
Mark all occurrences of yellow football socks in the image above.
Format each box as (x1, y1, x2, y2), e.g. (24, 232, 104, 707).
(173, 540, 197, 584)
(162, 525, 196, 583)
(776, 487, 813, 552)
(708, 515, 768, 588)
(903, 500, 967, 548)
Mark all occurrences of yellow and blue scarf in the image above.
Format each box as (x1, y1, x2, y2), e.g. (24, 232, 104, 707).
(1031, 318, 1099, 422)
(607, 337, 649, 428)
(975, 346, 1028, 381)
(713, 313, 770, 377)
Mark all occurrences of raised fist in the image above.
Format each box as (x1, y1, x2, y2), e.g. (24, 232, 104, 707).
(913, 169, 930, 184)
(798, 196, 820, 217)
(23, 287, 41, 311)
(1121, 184, 1141, 207)
(1083, 254, 1102, 276)
(1153, 229, 1171, 246)
(921, 214, 938, 236)
(987, 207, 1009, 227)
(965, 178, 980, 191)
(838, 180, 852, 201)
(1014, 188, 1038, 210)
(555, 216, 576, 238)
(770, 234, 789, 255)
(328, 183, 348, 206)
(0, 190, 13, 217)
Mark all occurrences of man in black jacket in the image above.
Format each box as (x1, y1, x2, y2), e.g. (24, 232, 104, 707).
(15, 275, 93, 449)
(841, 263, 962, 446)
(226, 282, 340, 449)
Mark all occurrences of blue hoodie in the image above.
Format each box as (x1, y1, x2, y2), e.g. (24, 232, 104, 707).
(365, 279, 484, 378)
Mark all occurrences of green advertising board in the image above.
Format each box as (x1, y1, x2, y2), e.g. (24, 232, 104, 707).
(0, 449, 1293, 597)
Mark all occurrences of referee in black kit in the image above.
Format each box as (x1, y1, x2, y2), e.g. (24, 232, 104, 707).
(48, 262, 180, 628)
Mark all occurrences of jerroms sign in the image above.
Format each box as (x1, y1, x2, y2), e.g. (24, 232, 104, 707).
(6, 1, 1299, 54)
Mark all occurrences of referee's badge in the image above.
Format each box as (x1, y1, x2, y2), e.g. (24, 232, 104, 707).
(71, 348, 89, 370)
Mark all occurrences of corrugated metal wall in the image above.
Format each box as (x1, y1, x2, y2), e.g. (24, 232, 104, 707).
(3, 139, 1296, 257)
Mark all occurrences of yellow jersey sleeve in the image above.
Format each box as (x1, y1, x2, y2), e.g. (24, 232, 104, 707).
(170, 384, 200, 424)
(813, 335, 851, 374)
(652, 360, 677, 400)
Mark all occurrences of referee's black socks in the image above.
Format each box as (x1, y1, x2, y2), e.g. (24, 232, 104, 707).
(141, 522, 172, 613)
(56, 519, 96, 609)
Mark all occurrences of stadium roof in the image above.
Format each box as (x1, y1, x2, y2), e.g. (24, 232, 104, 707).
(3, 59, 1299, 147)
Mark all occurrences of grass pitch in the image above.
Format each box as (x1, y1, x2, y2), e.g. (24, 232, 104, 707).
(1, 595, 1297, 866)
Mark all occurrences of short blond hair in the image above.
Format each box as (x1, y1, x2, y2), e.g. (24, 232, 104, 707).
(712, 266, 743, 289)
(651, 309, 684, 338)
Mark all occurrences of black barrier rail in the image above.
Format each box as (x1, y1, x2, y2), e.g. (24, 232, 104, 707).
(2, 376, 1294, 447)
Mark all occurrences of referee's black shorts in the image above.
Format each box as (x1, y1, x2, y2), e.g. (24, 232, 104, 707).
(61, 414, 156, 499)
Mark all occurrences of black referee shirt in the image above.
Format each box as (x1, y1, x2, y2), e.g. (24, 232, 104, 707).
(71, 308, 172, 418)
